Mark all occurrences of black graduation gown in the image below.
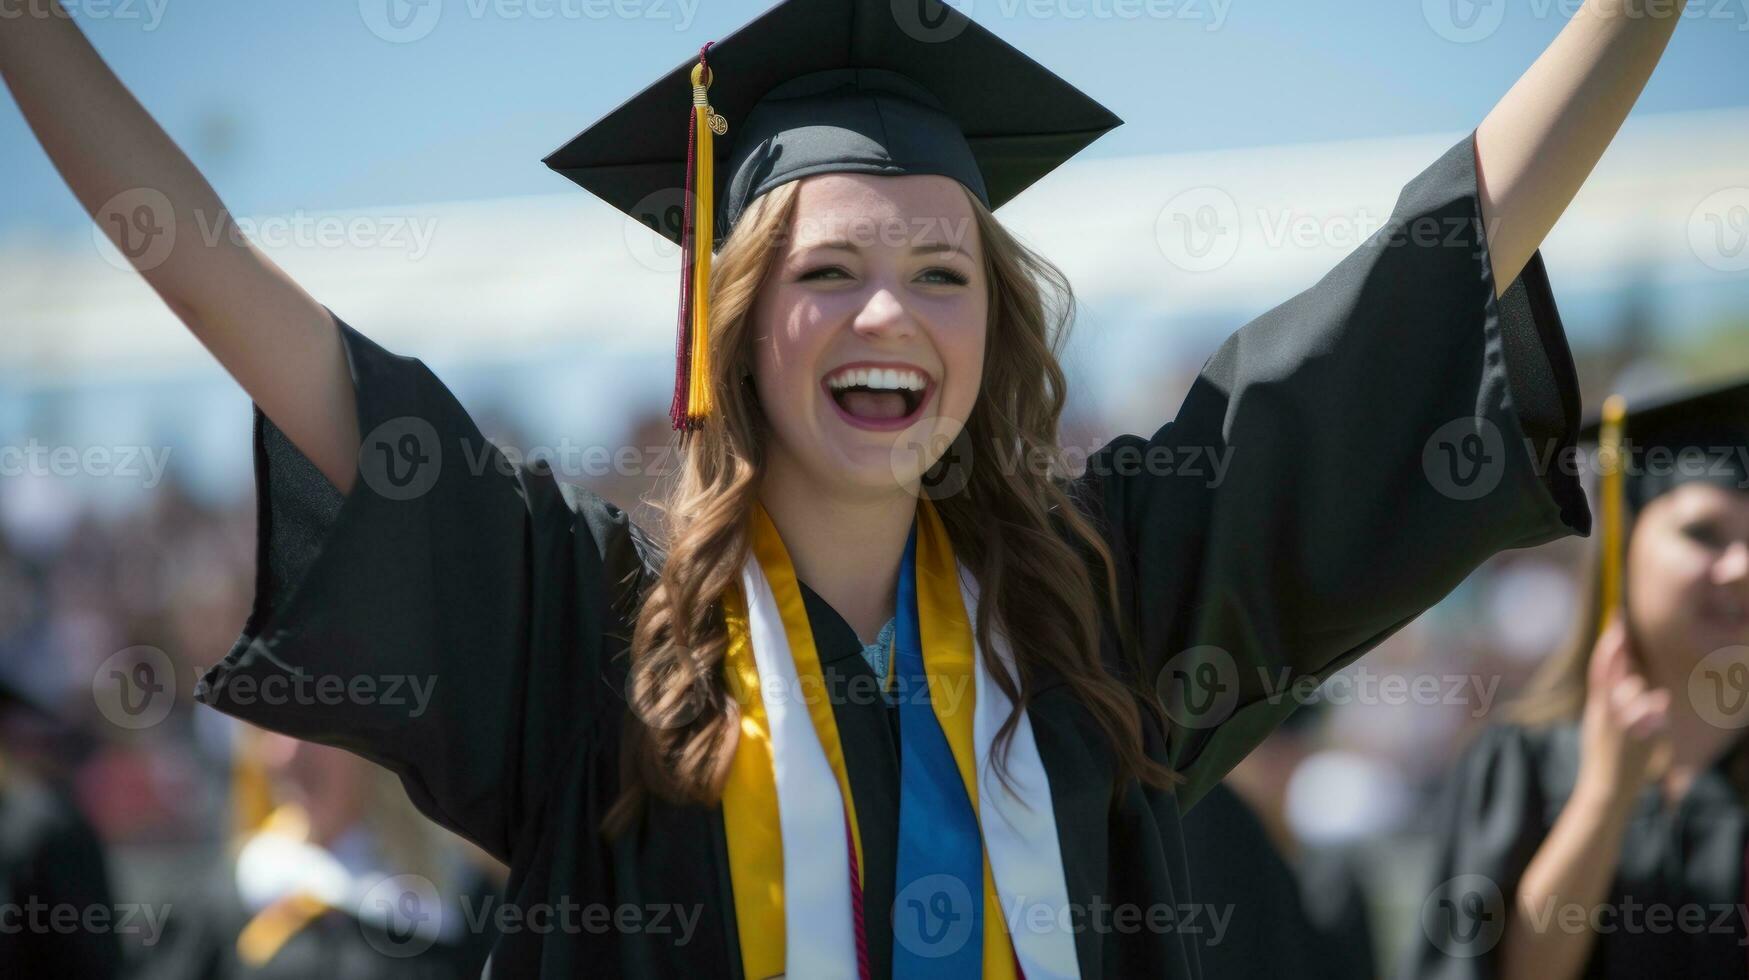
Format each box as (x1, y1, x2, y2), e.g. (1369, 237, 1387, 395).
(1180, 782, 1374, 980)
(1399, 723, 1749, 980)
(0, 771, 123, 979)
(195, 129, 1591, 979)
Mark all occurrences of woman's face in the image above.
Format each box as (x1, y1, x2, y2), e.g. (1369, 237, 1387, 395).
(749, 172, 988, 498)
(1625, 482, 1749, 685)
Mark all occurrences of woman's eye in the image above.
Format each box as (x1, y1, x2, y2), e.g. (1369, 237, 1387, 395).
(1684, 522, 1725, 547)
(920, 267, 970, 286)
(797, 265, 968, 285)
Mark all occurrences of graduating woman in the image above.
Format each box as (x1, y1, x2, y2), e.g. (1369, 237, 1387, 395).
(1403, 380, 1749, 980)
(0, 0, 1695, 975)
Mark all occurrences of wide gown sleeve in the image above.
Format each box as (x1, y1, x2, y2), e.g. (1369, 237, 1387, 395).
(1074, 129, 1591, 810)
(1397, 725, 1548, 980)
(195, 312, 640, 865)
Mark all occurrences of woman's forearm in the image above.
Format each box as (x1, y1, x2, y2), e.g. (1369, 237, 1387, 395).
(1475, 0, 1686, 296)
(3, 3, 252, 321)
(1, 3, 359, 491)
(1498, 779, 1637, 980)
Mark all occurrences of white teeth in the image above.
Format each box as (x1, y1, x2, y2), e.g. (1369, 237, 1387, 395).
(826, 367, 928, 391)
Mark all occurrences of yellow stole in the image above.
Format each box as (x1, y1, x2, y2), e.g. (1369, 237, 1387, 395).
(721, 500, 1017, 979)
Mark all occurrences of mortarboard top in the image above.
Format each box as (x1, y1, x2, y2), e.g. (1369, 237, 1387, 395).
(542, 0, 1121, 429)
(1578, 377, 1749, 634)
(1578, 377, 1749, 511)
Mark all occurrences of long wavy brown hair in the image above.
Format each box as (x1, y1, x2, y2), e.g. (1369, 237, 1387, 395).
(607, 178, 1176, 832)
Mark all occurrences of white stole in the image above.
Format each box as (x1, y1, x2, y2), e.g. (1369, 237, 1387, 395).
(736, 553, 1082, 979)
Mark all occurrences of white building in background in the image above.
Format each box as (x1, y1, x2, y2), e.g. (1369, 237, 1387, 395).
(2, 108, 1746, 518)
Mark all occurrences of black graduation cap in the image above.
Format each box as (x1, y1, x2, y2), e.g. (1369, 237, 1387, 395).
(1577, 377, 1749, 631)
(542, 0, 1121, 429)
(1578, 377, 1749, 512)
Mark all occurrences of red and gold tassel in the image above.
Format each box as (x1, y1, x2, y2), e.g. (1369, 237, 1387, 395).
(671, 42, 727, 430)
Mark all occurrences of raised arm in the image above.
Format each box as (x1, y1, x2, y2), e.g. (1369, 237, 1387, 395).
(0, 2, 359, 490)
(1476, 0, 1686, 295)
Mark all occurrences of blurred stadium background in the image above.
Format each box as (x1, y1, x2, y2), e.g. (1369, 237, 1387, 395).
(3, 0, 1748, 973)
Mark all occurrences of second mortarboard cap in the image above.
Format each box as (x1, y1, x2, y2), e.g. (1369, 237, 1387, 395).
(1579, 377, 1749, 512)
(543, 0, 1122, 429)
(1578, 377, 1749, 634)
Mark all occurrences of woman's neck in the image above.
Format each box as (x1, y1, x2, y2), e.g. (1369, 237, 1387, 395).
(759, 463, 916, 645)
(1657, 701, 1744, 803)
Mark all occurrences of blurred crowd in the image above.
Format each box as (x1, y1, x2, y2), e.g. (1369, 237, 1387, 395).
(1, 302, 1744, 975)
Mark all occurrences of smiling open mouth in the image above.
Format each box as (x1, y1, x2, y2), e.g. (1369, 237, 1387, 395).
(822, 365, 933, 430)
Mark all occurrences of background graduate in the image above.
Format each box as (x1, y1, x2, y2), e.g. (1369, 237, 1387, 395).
(0, 665, 123, 978)
(1403, 379, 1749, 980)
(137, 726, 498, 980)
(0, 0, 1702, 976)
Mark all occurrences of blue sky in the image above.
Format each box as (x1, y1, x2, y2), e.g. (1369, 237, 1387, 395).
(4, 0, 1746, 236)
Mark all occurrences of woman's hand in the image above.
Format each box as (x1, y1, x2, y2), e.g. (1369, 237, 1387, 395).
(1500, 618, 1668, 980)
(1574, 618, 1671, 809)
(1476, 0, 1687, 295)
(0, 1, 359, 492)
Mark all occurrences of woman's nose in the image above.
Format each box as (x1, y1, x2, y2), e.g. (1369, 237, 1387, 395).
(850, 286, 917, 341)
(1715, 540, 1749, 586)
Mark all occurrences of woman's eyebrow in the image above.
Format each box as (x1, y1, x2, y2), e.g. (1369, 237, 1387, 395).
(799, 238, 974, 259)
